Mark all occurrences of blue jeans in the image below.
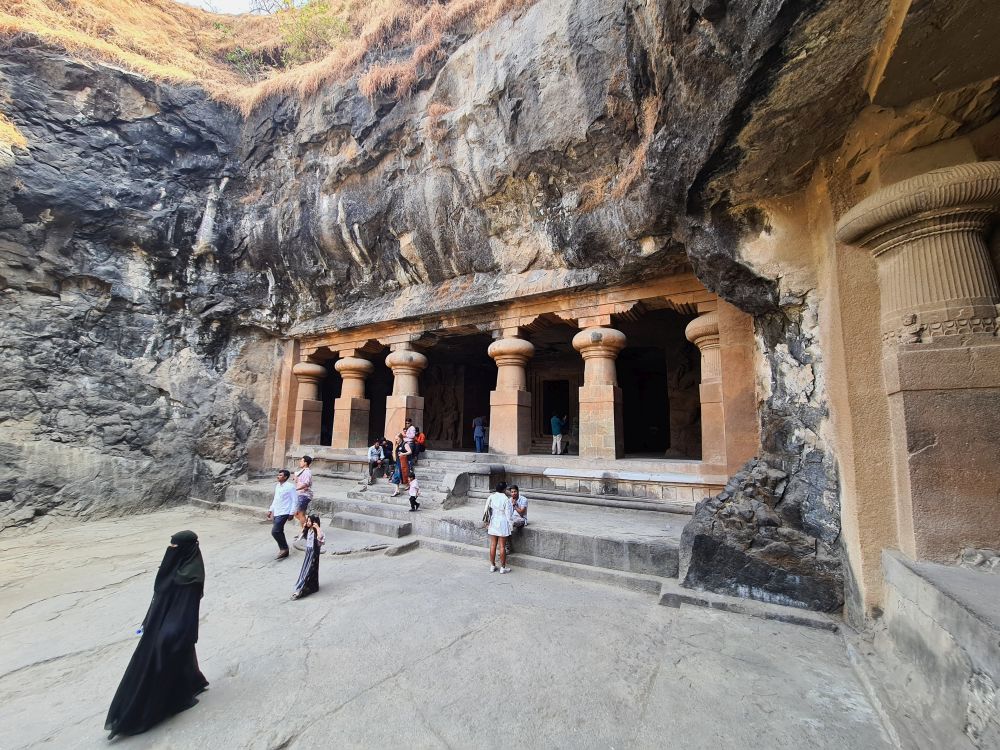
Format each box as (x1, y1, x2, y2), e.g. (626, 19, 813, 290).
(474, 435, 485, 453)
(271, 514, 291, 551)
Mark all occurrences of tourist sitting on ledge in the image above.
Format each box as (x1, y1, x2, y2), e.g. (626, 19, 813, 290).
(507, 485, 528, 555)
(366, 438, 383, 485)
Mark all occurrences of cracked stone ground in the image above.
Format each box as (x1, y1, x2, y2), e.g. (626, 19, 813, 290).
(0, 508, 891, 749)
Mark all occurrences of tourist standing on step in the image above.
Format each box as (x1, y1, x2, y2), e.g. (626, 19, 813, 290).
(473, 415, 487, 453)
(506, 484, 528, 555)
(391, 434, 412, 497)
(267, 469, 297, 560)
(550, 413, 568, 455)
(485, 481, 514, 573)
(407, 470, 420, 511)
(293, 456, 314, 529)
(367, 439, 384, 484)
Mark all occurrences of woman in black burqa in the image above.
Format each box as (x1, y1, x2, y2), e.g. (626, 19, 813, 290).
(105, 530, 209, 739)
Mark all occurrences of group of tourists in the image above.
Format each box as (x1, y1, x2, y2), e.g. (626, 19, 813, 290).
(267, 455, 325, 599)
(365, 418, 425, 509)
(104, 445, 534, 740)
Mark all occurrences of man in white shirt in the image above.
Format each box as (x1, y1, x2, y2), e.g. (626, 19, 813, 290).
(506, 484, 528, 554)
(267, 469, 298, 560)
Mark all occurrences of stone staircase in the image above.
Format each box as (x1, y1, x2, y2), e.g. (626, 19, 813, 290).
(202, 471, 839, 629)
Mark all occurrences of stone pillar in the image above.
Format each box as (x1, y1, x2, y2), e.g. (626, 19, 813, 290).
(685, 310, 727, 466)
(292, 361, 327, 446)
(572, 326, 626, 459)
(331, 354, 374, 450)
(487, 335, 535, 455)
(384, 344, 427, 440)
(836, 162, 1000, 561)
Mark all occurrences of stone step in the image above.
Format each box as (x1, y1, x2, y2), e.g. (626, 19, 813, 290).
(410, 509, 679, 578)
(364, 482, 448, 499)
(331, 498, 414, 520)
(332, 511, 412, 538)
(467, 487, 695, 515)
(416, 538, 665, 595)
(345, 490, 443, 509)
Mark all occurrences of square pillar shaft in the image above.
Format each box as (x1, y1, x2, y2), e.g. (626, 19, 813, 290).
(385, 394, 424, 441)
(332, 396, 371, 450)
(293, 399, 323, 445)
(489, 389, 531, 455)
(577, 385, 624, 459)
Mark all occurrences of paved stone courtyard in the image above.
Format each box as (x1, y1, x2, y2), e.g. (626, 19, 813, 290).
(0, 508, 891, 749)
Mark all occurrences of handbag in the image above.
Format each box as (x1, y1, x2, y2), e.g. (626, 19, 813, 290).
(482, 499, 493, 526)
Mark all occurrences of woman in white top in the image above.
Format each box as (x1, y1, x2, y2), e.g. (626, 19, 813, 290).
(485, 481, 515, 573)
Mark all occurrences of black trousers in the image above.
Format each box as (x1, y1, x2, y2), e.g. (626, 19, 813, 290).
(271, 514, 291, 551)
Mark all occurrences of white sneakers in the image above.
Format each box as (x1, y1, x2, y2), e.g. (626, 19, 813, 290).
(499, 567, 511, 574)
(490, 564, 511, 573)
(490, 564, 497, 572)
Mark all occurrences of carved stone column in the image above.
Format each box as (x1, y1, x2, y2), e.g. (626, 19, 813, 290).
(685, 310, 727, 466)
(488, 335, 535, 455)
(836, 162, 1000, 561)
(292, 360, 327, 446)
(572, 326, 626, 459)
(331, 354, 374, 450)
(384, 344, 428, 440)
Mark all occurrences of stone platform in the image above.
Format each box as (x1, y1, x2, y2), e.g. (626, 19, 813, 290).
(0, 508, 891, 749)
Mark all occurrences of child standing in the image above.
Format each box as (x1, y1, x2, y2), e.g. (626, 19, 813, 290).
(407, 471, 420, 512)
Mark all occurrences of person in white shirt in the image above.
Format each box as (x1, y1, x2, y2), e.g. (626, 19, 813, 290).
(366, 439, 384, 485)
(506, 484, 528, 554)
(267, 469, 298, 560)
(407, 471, 420, 512)
(484, 481, 515, 573)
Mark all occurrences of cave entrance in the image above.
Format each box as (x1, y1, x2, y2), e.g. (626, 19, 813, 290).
(614, 307, 701, 458)
(422, 329, 496, 451)
(526, 316, 583, 454)
(366, 352, 393, 444)
(315, 353, 341, 447)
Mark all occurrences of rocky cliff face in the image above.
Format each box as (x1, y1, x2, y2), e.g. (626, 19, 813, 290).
(1, 0, 893, 607)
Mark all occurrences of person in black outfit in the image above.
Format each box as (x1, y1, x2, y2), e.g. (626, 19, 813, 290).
(105, 530, 209, 739)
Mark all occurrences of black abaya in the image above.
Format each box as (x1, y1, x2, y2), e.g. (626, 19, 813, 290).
(105, 530, 209, 738)
(293, 530, 320, 599)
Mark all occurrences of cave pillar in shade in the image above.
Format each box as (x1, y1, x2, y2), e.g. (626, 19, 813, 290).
(384, 343, 428, 440)
(292, 361, 327, 445)
(572, 326, 626, 459)
(685, 309, 726, 467)
(487, 334, 535, 455)
(331, 353, 374, 450)
(835, 162, 1000, 561)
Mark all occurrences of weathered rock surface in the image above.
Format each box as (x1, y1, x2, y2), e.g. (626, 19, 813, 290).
(0, 0, 918, 607)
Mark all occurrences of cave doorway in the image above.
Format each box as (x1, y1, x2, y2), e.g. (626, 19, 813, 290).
(316, 353, 341, 447)
(421, 329, 496, 451)
(525, 316, 583, 454)
(366, 352, 393, 444)
(614, 307, 701, 459)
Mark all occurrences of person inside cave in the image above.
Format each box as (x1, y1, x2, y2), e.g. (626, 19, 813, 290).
(105, 530, 209, 739)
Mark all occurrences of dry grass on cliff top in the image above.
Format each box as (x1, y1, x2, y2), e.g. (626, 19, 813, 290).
(0, 0, 535, 115)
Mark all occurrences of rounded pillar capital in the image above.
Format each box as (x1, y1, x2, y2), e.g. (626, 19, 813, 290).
(685, 311, 720, 350)
(571, 326, 627, 358)
(488, 336, 535, 365)
(835, 162, 1000, 345)
(385, 348, 428, 374)
(334, 356, 374, 379)
(292, 361, 327, 383)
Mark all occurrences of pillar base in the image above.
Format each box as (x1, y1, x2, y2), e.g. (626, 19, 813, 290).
(489, 389, 531, 455)
(293, 399, 323, 445)
(883, 341, 1000, 561)
(698, 382, 726, 466)
(385, 395, 424, 440)
(577, 385, 623, 459)
(332, 397, 371, 450)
